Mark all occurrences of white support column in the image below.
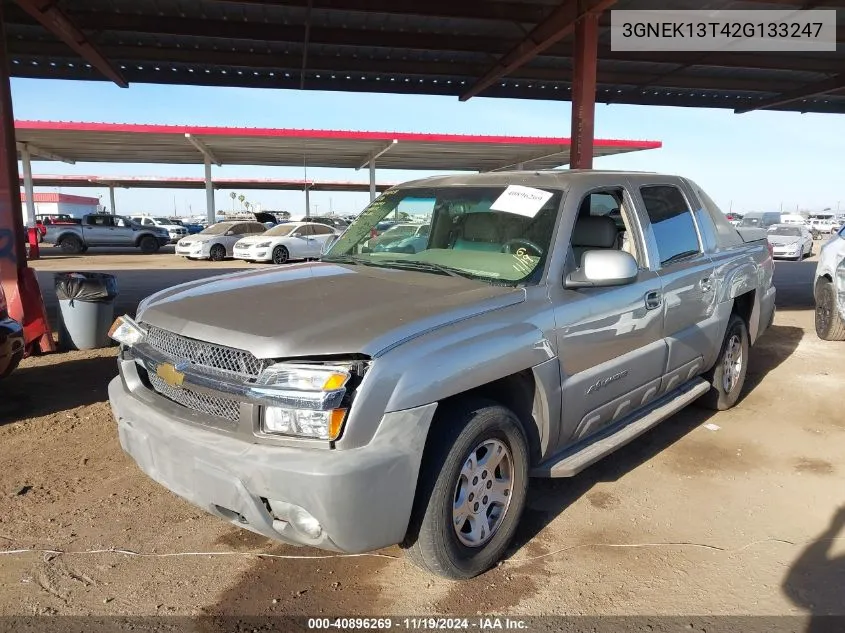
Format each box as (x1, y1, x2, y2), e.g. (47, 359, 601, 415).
(305, 185, 311, 218)
(109, 185, 116, 215)
(21, 145, 35, 228)
(368, 158, 376, 202)
(204, 157, 215, 224)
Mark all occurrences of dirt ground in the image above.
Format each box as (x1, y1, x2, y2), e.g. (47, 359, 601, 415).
(0, 249, 842, 619)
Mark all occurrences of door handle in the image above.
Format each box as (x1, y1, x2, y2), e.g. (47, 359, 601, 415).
(645, 290, 662, 310)
(700, 277, 713, 292)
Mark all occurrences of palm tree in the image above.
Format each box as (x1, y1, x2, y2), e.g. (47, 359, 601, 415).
(229, 191, 236, 211)
(244, 201, 251, 212)
(238, 194, 246, 210)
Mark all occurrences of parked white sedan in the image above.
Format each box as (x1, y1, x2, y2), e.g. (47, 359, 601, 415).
(232, 221, 338, 264)
(766, 224, 814, 260)
(175, 221, 267, 261)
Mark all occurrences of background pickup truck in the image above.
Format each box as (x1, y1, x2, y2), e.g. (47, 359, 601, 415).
(108, 170, 776, 580)
(43, 214, 170, 254)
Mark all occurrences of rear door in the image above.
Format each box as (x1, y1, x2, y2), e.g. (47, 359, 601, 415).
(637, 183, 717, 393)
(310, 224, 336, 255)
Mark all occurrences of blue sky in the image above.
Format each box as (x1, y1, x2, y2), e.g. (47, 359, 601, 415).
(12, 77, 845, 217)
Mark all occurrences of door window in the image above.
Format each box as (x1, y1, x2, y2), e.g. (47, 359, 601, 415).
(299, 224, 316, 236)
(569, 188, 642, 270)
(311, 224, 334, 235)
(87, 216, 113, 227)
(640, 186, 701, 266)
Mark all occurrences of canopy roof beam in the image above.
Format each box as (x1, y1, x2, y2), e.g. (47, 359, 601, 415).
(12, 0, 127, 87)
(356, 139, 397, 170)
(460, 0, 617, 101)
(16, 141, 74, 164)
(735, 73, 845, 113)
(185, 133, 221, 166)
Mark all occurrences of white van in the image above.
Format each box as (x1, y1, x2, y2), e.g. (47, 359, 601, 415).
(780, 214, 807, 226)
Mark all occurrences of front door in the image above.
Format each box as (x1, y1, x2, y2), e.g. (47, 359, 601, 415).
(83, 215, 115, 245)
(309, 224, 335, 256)
(553, 188, 668, 446)
(638, 185, 717, 394)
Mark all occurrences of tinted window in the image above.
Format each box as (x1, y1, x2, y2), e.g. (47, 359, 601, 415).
(299, 224, 315, 236)
(248, 223, 266, 234)
(87, 216, 113, 227)
(312, 224, 334, 235)
(640, 186, 701, 266)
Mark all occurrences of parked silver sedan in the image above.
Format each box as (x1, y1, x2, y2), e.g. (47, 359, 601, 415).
(767, 224, 814, 260)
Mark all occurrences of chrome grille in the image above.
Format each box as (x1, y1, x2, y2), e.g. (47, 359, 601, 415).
(148, 373, 241, 426)
(143, 324, 271, 380)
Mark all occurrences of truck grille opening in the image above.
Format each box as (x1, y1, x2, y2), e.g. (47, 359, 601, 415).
(148, 372, 242, 426)
(143, 324, 271, 381)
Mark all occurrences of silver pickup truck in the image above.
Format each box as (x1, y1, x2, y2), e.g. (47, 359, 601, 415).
(107, 171, 776, 579)
(44, 214, 170, 254)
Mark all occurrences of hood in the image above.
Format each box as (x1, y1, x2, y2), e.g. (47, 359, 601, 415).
(138, 262, 524, 359)
(178, 234, 214, 244)
(234, 235, 279, 246)
(767, 235, 801, 246)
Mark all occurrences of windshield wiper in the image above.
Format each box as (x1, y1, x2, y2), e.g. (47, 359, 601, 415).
(660, 250, 700, 266)
(321, 254, 362, 265)
(373, 259, 477, 279)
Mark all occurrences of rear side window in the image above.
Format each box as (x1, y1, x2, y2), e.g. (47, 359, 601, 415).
(640, 186, 701, 266)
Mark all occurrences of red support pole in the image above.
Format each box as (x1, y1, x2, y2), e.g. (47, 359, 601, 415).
(0, 4, 54, 354)
(570, 11, 599, 170)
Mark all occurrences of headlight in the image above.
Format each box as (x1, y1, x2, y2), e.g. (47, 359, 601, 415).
(108, 315, 146, 347)
(252, 363, 354, 440)
(263, 408, 347, 440)
(255, 241, 271, 248)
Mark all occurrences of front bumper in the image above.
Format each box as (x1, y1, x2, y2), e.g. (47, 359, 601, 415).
(233, 248, 270, 261)
(108, 371, 436, 553)
(176, 245, 205, 258)
(0, 316, 25, 378)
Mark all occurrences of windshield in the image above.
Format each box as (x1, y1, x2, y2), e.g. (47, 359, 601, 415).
(739, 216, 764, 227)
(323, 185, 564, 285)
(199, 222, 235, 235)
(154, 217, 172, 224)
(264, 224, 296, 237)
(768, 226, 801, 237)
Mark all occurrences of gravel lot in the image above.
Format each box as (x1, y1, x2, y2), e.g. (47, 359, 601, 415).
(0, 246, 841, 620)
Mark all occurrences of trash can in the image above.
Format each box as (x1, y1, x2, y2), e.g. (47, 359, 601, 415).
(54, 272, 119, 350)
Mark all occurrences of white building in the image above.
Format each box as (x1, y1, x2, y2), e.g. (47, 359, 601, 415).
(20, 192, 102, 221)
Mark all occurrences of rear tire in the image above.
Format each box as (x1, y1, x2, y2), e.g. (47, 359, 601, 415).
(139, 236, 159, 254)
(272, 246, 289, 265)
(698, 314, 750, 411)
(403, 399, 529, 580)
(209, 244, 226, 261)
(59, 235, 83, 255)
(815, 279, 845, 341)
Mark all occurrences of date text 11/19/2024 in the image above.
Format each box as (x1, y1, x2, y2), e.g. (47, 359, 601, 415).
(307, 617, 529, 630)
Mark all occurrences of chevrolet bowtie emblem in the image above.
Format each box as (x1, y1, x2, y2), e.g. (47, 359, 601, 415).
(156, 362, 186, 388)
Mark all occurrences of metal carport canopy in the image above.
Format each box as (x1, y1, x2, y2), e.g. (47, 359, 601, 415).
(21, 174, 396, 193)
(14, 121, 660, 171)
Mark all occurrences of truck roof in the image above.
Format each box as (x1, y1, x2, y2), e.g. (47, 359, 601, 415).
(393, 169, 665, 190)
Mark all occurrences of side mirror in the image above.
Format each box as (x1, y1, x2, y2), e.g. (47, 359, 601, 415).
(225, 230, 234, 236)
(565, 250, 638, 289)
(291, 232, 302, 238)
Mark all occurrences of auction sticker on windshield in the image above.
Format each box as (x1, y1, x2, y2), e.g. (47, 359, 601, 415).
(490, 185, 553, 218)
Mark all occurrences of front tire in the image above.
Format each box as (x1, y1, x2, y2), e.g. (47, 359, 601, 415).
(59, 235, 83, 254)
(403, 400, 529, 580)
(209, 244, 226, 261)
(272, 245, 289, 265)
(139, 236, 160, 254)
(698, 314, 750, 411)
(815, 279, 845, 341)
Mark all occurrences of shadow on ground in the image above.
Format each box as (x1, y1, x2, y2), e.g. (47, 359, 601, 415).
(509, 322, 804, 555)
(0, 352, 118, 425)
(783, 506, 845, 632)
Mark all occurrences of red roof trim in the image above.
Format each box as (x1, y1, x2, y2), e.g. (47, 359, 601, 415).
(14, 120, 662, 150)
(20, 192, 100, 204)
